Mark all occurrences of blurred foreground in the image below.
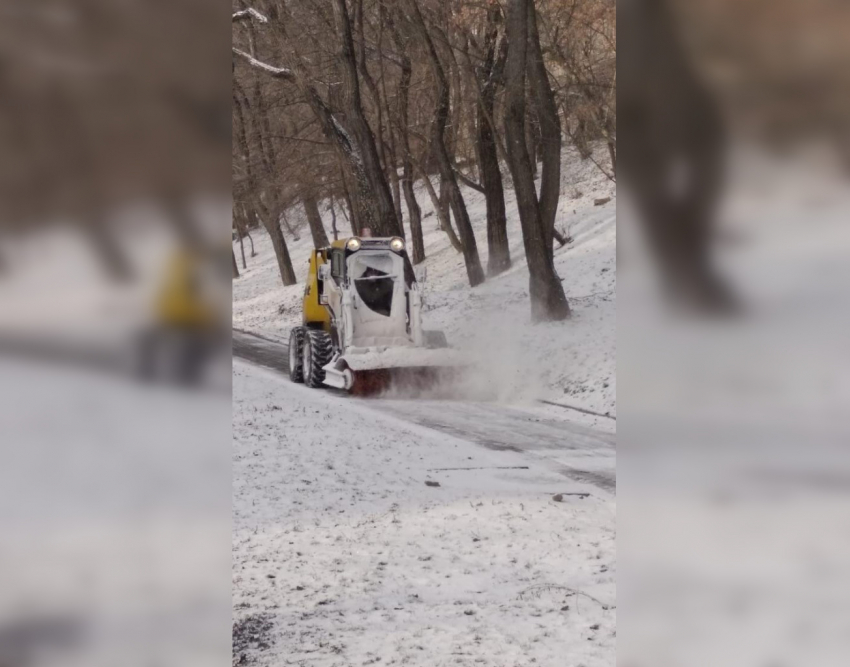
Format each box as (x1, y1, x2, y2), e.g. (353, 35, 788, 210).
(620, 1, 850, 665)
(0, 2, 231, 665)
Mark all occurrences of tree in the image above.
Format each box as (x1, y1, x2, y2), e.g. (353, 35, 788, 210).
(303, 194, 331, 249)
(233, 1, 402, 238)
(406, 0, 485, 287)
(503, 0, 570, 321)
(527, 0, 562, 254)
(619, 0, 735, 312)
(387, 7, 426, 264)
(233, 80, 297, 286)
(468, 6, 511, 276)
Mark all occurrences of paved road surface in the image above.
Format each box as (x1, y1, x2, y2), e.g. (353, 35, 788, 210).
(232, 329, 616, 493)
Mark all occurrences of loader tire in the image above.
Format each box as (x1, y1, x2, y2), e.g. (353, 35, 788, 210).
(302, 329, 333, 388)
(288, 327, 305, 383)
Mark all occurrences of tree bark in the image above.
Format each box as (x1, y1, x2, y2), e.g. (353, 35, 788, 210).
(525, 104, 538, 178)
(234, 204, 248, 269)
(338, 163, 358, 235)
(503, 0, 569, 321)
(280, 210, 299, 241)
(240, 1, 402, 238)
(407, 0, 484, 287)
(232, 248, 240, 279)
(265, 215, 297, 286)
(387, 8, 425, 263)
(329, 197, 339, 241)
(416, 165, 462, 252)
(476, 9, 511, 276)
(527, 0, 562, 253)
(354, 0, 402, 236)
(303, 195, 330, 248)
(438, 177, 464, 251)
(330, 0, 400, 238)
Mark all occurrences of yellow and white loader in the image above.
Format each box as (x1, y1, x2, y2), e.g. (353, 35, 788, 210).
(288, 236, 461, 394)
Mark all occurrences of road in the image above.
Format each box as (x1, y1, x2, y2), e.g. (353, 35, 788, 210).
(232, 329, 616, 493)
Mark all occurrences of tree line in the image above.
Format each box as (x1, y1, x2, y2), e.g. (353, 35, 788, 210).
(232, 0, 615, 321)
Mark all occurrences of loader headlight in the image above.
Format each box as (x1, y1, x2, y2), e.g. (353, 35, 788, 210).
(389, 237, 405, 252)
(346, 237, 362, 251)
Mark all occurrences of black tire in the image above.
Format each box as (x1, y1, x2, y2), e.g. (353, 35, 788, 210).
(302, 329, 333, 388)
(424, 330, 449, 349)
(288, 327, 305, 383)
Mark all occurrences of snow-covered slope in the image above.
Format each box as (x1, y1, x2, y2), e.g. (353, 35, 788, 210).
(232, 147, 615, 415)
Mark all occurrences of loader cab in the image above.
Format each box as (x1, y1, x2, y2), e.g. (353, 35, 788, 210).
(336, 236, 420, 347)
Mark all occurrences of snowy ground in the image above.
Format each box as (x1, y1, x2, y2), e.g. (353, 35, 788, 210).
(232, 147, 615, 416)
(0, 355, 231, 666)
(232, 359, 615, 667)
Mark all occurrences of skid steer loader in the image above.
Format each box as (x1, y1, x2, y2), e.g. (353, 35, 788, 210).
(288, 235, 462, 394)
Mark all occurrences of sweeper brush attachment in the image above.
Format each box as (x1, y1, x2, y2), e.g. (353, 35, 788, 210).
(320, 347, 465, 396)
(290, 236, 463, 396)
(347, 365, 461, 397)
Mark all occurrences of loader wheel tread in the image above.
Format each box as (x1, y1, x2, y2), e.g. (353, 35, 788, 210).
(288, 326, 305, 383)
(303, 329, 333, 388)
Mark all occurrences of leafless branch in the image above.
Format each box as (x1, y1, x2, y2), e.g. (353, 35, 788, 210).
(232, 8, 269, 24)
(232, 48, 294, 80)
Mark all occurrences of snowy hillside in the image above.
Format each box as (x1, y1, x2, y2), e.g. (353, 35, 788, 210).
(232, 147, 616, 416)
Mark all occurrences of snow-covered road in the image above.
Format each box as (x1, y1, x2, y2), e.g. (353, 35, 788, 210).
(232, 329, 615, 493)
(232, 331, 616, 666)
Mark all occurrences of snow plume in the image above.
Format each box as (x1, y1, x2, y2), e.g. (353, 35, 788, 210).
(450, 307, 559, 404)
(378, 308, 559, 405)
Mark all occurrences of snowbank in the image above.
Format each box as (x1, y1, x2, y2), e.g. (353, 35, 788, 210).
(232, 359, 615, 666)
(232, 147, 615, 415)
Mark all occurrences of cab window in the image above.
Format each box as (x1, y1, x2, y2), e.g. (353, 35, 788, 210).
(331, 249, 345, 284)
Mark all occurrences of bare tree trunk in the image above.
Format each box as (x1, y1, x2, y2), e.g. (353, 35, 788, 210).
(235, 204, 248, 269)
(279, 209, 298, 239)
(387, 8, 425, 262)
(330, 0, 400, 237)
(386, 139, 403, 235)
(338, 164, 358, 235)
(525, 104, 538, 178)
(407, 0, 484, 287)
(242, 1, 401, 238)
(265, 215, 297, 286)
(438, 177, 464, 251)
(503, 0, 569, 321)
(303, 195, 330, 248)
(527, 0, 562, 253)
(233, 74, 296, 287)
(619, 0, 735, 312)
(476, 8, 511, 276)
(401, 175, 424, 263)
(329, 197, 339, 241)
(417, 166, 462, 252)
(232, 248, 240, 279)
(354, 0, 401, 236)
